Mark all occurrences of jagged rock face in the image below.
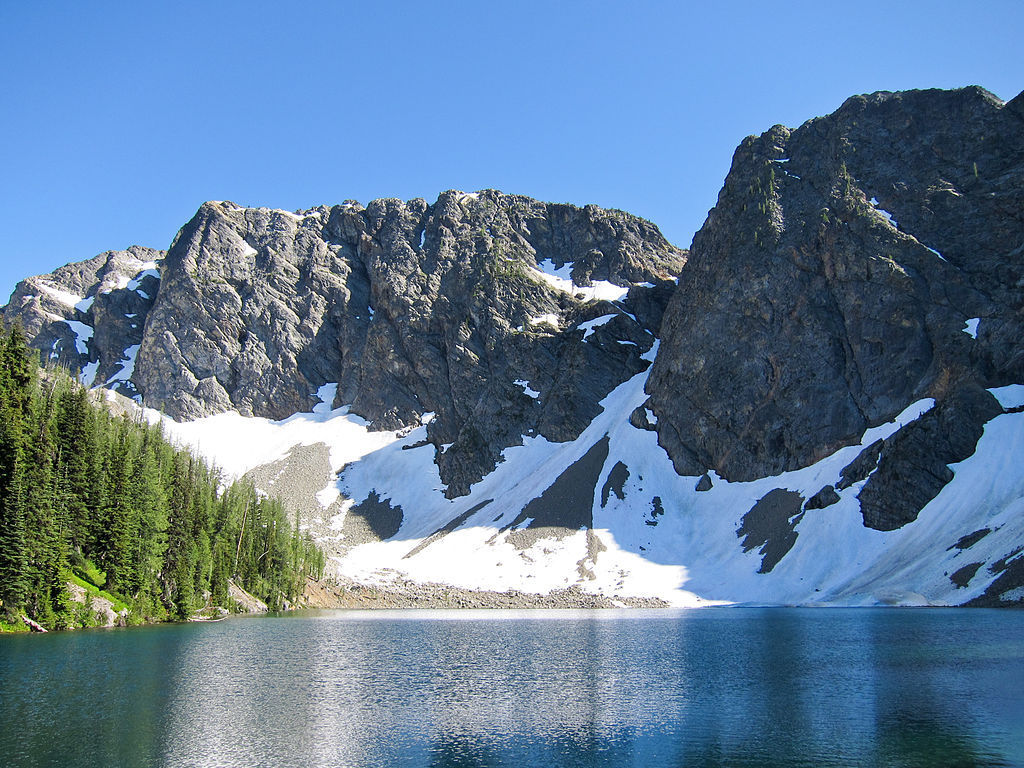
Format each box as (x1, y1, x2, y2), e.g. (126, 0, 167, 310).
(648, 87, 1024, 532)
(92, 191, 683, 495)
(649, 86, 1024, 531)
(2, 246, 164, 398)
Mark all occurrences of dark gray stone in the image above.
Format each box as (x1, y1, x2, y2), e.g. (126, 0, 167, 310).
(648, 87, 1024, 488)
(950, 561, 984, 589)
(837, 441, 884, 491)
(600, 461, 630, 507)
(737, 489, 804, 574)
(504, 436, 610, 548)
(343, 490, 404, 543)
(805, 485, 840, 510)
(948, 528, 992, 551)
(857, 384, 1003, 530)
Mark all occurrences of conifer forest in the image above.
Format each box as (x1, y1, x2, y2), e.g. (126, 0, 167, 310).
(0, 326, 324, 630)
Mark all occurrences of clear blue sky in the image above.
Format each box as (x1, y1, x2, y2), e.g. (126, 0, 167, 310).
(1, 1, 1021, 301)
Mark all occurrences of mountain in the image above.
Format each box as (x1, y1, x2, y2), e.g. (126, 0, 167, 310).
(4, 86, 1023, 607)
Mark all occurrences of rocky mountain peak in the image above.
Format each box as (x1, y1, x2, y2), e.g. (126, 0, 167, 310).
(2, 245, 164, 396)
(647, 85, 1023, 529)
(7, 191, 686, 496)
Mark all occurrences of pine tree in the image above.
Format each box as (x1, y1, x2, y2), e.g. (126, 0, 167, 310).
(55, 384, 94, 551)
(98, 422, 137, 594)
(21, 376, 73, 626)
(131, 426, 169, 601)
(0, 327, 32, 616)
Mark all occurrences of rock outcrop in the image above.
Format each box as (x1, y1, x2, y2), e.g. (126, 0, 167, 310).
(6, 192, 685, 495)
(2, 246, 163, 399)
(647, 86, 1024, 529)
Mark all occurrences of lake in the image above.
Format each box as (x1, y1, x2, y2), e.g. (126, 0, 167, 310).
(2, 607, 1022, 767)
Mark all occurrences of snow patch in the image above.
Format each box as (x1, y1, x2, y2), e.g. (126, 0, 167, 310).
(105, 345, 140, 385)
(528, 313, 559, 328)
(641, 339, 660, 362)
(530, 259, 629, 303)
(577, 314, 616, 340)
(113, 269, 162, 295)
(989, 384, 1024, 410)
(38, 281, 83, 308)
(514, 380, 540, 399)
(869, 197, 898, 228)
(922, 244, 947, 262)
(963, 318, 980, 339)
(64, 320, 93, 355)
(75, 296, 95, 313)
(153, 400, 399, 484)
(80, 361, 99, 388)
(316, 484, 341, 510)
(312, 383, 338, 415)
(535, 258, 574, 280)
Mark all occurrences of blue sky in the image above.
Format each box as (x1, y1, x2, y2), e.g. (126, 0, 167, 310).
(1, 1, 1022, 301)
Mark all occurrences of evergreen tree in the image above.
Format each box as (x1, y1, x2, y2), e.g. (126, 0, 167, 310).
(21, 379, 69, 624)
(131, 427, 169, 601)
(0, 328, 35, 617)
(55, 384, 94, 551)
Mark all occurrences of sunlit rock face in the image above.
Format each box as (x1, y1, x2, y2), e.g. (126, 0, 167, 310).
(6, 191, 686, 495)
(2, 245, 164, 398)
(647, 86, 1024, 528)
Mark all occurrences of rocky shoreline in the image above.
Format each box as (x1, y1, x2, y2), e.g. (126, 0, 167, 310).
(298, 575, 669, 610)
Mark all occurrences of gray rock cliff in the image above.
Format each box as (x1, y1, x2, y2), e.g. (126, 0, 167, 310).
(647, 86, 1024, 529)
(5, 192, 685, 496)
(2, 246, 164, 398)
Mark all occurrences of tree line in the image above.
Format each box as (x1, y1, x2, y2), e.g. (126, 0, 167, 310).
(0, 326, 324, 630)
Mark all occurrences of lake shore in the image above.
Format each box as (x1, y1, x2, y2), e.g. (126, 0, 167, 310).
(297, 575, 669, 611)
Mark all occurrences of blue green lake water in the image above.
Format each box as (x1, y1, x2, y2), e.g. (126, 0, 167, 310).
(2, 607, 1022, 767)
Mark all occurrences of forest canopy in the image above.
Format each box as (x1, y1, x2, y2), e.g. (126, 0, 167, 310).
(0, 325, 324, 631)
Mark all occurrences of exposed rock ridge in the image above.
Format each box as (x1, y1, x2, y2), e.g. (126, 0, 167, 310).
(647, 86, 1024, 529)
(5, 191, 685, 496)
(2, 245, 164, 399)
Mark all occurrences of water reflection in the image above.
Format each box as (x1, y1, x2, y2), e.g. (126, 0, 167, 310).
(1, 608, 1022, 767)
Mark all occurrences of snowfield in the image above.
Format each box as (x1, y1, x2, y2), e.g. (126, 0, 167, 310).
(133, 363, 1024, 609)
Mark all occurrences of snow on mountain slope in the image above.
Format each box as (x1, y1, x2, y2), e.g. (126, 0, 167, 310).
(148, 361, 1024, 608)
